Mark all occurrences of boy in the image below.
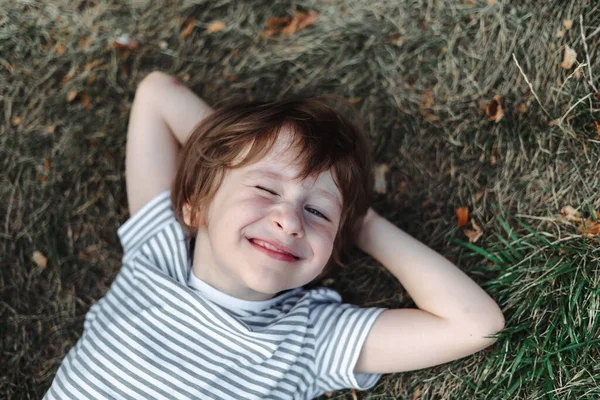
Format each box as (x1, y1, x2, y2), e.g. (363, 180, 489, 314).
(43, 71, 504, 399)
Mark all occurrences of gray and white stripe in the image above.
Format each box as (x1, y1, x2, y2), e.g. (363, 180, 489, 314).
(44, 190, 386, 399)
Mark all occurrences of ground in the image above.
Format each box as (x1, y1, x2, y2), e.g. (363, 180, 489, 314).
(1, 0, 599, 399)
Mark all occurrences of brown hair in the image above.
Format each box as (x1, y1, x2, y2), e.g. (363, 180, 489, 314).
(171, 94, 374, 284)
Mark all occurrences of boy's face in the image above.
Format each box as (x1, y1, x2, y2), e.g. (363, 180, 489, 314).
(185, 127, 343, 302)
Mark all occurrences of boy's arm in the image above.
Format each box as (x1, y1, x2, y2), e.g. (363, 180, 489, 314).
(354, 209, 505, 374)
(125, 71, 214, 216)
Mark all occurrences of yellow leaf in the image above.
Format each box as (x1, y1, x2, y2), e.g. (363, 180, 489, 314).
(67, 89, 78, 102)
(463, 219, 483, 243)
(560, 205, 582, 222)
(207, 20, 226, 34)
(33, 251, 47, 269)
(11, 116, 22, 126)
(56, 43, 66, 55)
(560, 45, 577, 69)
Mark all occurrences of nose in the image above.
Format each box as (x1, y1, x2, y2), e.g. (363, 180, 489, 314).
(272, 204, 304, 238)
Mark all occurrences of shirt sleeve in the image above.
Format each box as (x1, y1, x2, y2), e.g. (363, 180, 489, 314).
(117, 189, 175, 264)
(310, 288, 387, 392)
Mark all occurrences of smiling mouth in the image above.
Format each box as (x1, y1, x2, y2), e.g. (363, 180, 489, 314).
(247, 238, 301, 261)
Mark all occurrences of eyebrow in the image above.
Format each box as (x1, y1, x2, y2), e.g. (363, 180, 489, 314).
(245, 169, 342, 209)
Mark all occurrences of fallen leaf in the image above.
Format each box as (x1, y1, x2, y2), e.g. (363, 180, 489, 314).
(90, 138, 96, 148)
(46, 124, 57, 135)
(60, 65, 78, 86)
(84, 59, 103, 72)
(463, 219, 483, 243)
(413, 387, 422, 400)
(560, 45, 577, 69)
(44, 157, 50, 173)
(594, 120, 600, 136)
(388, 33, 405, 47)
(475, 189, 485, 202)
(347, 97, 361, 104)
(33, 251, 47, 269)
(206, 20, 226, 34)
(39, 176, 47, 183)
(555, 29, 565, 38)
(548, 119, 561, 126)
(574, 68, 581, 79)
(79, 245, 99, 261)
(485, 95, 504, 122)
(56, 43, 66, 55)
(560, 205, 582, 222)
(112, 34, 140, 51)
(67, 89, 78, 102)
(263, 10, 319, 38)
(81, 92, 91, 110)
(266, 15, 292, 29)
(374, 163, 389, 194)
(486, 0, 496, 4)
(11, 116, 22, 126)
(579, 218, 600, 237)
(563, 19, 573, 30)
(456, 207, 469, 227)
(517, 103, 528, 113)
(182, 17, 196, 37)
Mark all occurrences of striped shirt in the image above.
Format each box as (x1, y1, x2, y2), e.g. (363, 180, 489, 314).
(43, 189, 386, 399)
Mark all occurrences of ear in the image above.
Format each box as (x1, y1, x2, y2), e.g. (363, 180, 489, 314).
(182, 202, 193, 226)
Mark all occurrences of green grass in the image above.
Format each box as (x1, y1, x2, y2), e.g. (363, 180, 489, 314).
(1, 0, 599, 399)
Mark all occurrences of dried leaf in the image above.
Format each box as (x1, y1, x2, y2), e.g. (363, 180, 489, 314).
(456, 207, 469, 227)
(517, 103, 528, 113)
(347, 97, 361, 104)
(579, 218, 600, 237)
(485, 95, 504, 122)
(56, 43, 66, 55)
(555, 29, 565, 38)
(561, 45, 577, 69)
(563, 19, 573, 30)
(44, 157, 50, 173)
(474, 189, 485, 202)
(182, 17, 196, 38)
(263, 10, 319, 38)
(560, 205, 582, 222)
(112, 34, 140, 51)
(413, 388, 422, 400)
(33, 251, 47, 269)
(67, 89, 78, 102)
(79, 245, 99, 261)
(374, 163, 389, 194)
(266, 15, 292, 29)
(486, 0, 496, 4)
(463, 219, 483, 243)
(11, 116, 22, 126)
(207, 20, 226, 34)
(81, 92, 91, 110)
(594, 120, 600, 136)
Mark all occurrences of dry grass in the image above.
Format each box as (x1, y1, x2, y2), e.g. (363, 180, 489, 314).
(1, 0, 599, 398)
